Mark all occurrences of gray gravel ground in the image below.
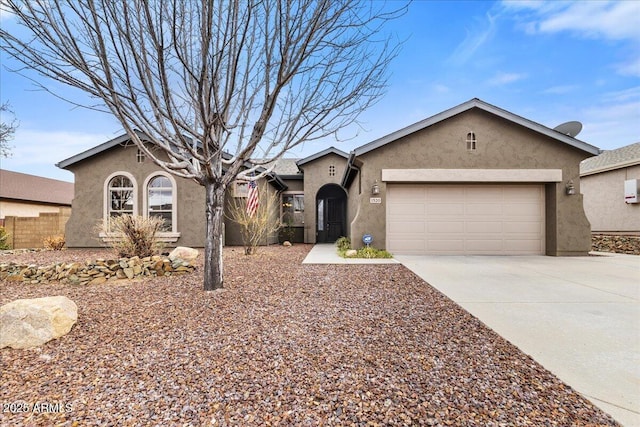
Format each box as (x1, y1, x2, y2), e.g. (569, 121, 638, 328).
(0, 245, 620, 426)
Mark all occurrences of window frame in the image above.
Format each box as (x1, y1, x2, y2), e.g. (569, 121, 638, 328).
(466, 132, 477, 151)
(281, 191, 305, 226)
(143, 172, 180, 242)
(102, 171, 138, 232)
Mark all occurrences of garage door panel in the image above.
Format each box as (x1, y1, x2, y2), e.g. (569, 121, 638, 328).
(388, 203, 424, 216)
(428, 239, 465, 252)
(466, 239, 504, 252)
(504, 221, 542, 233)
(466, 203, 503, 215)
(388, 221, 425, 233)
(387, 184, 544, 255)
(426, 203, 465, 215)
(427, 221, 465, 233)
(466, 221, 502, 233)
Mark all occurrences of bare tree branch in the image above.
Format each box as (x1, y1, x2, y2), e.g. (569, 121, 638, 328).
(0, 0, 406, 289)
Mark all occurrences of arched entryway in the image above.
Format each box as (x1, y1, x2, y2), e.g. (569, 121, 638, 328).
(316, 184, 347, 243)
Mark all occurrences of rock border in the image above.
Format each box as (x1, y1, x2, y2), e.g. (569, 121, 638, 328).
(0, 255, 196, 285)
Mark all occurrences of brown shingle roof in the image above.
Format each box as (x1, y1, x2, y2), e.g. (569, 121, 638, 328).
(580, 142, 640, 176)
(0, 169, 74, 205)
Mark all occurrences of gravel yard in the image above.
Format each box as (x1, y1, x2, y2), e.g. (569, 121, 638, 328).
(1, 245, 619, 426)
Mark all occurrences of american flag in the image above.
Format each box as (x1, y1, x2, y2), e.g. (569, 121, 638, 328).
(246, 179, 259, 217)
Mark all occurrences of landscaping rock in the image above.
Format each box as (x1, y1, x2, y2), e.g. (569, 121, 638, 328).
(169, 246, 199, 262)
(0, 296, 78, 349)
(345, 249, 358, 257)
(282, 241, 292, 247)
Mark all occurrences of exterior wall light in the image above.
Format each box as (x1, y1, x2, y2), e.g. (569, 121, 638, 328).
(565, 180, 575, 195)
(371, 180, 380, 195)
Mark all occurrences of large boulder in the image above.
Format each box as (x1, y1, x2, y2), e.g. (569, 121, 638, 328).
(1, 296, 78, 349)
(168, 246, 199, 262)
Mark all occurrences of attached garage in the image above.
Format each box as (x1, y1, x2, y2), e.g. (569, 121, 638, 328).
(387, 183, 545, 255)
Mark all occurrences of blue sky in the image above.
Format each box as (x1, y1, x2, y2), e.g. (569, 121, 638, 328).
(1, 0, 639, 182)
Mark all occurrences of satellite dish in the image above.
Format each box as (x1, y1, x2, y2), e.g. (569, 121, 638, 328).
(554, 121, 582, 137)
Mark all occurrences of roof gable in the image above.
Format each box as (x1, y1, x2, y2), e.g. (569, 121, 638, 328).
(0, 169, 74, 205)
(296, 146, 349, 167)
(353, 98, 600, 157)
(580, 141, 640, 176)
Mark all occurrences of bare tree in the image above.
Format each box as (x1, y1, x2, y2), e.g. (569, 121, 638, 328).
(0, 101, 17, 158)
(226, 179, 282, 255)
(0, 0, 404, 290)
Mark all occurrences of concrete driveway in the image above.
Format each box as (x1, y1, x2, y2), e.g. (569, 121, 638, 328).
(395, 253, 640, 426)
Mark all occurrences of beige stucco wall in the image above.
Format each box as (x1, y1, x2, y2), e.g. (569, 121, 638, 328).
(581, 165, 640, 234)
(0, 200, 66, 219)
(65, 145, 207, 247)
(298, 153, 348, 243)
(348, 108, 594, 255)
(64, 144, 289, 248)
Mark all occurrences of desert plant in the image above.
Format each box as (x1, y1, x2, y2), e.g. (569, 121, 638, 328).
(357, 246, 393, 259)
(226, 182, 281, 255)
(335, 236, 351, 252)
(0, 226, 11, 250)
(97, 215, 165, 258)
(43, 234, 65, 250)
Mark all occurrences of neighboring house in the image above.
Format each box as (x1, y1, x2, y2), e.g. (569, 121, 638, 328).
(580, 142, 640, 235)
(0, 169, 73, 221)
(58, 98, 600, 255)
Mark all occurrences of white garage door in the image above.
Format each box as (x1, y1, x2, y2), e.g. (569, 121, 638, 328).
(387, 184, 545, 255)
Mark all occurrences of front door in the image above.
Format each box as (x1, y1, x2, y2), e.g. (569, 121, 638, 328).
(316, 184, 347, 243)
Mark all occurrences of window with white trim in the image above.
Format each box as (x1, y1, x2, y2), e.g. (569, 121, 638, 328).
(136, 149, 146, 163)
(147, 175, 173, 231)
(108, 175, 135, 218)
(466, 132, 477, 151)
(281, 192, 304, 226)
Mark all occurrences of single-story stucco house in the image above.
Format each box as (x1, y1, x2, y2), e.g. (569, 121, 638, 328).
(580, 142, 640, 235)
(57, 98, 600, 255)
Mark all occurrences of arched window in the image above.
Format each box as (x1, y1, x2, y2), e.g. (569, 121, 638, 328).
(143, 173, 178, 237)
(147, 175, 173, 231)
(466, 132, 477, 151)
(108, 175, 134, 218)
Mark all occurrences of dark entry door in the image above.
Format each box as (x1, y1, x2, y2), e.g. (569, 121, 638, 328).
(316, 185, 346, 243)
(325, 197, 345, 242)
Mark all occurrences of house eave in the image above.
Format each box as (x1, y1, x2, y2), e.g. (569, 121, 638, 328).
(353, 98, 600, 157)
(57, 130, 149, 170)
(296, 146, 349, 167)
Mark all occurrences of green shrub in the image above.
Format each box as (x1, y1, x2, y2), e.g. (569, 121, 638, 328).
(43, 234, 65, 250)
(335, 236, 351, 252)
(0, 226, 10, 250)
(357, 246, 393, 259)
(97, 215, 165, 258)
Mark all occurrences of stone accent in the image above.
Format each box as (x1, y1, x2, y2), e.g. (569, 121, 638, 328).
(282, 241, 292, 247)
(1, 296, 78, 349)
(0, 255, 196, 285)
(168, 246, 199, 262)
(345, 249, 358, 257)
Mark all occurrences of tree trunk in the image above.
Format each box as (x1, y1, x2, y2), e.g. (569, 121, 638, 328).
(204, 180, 226, 290)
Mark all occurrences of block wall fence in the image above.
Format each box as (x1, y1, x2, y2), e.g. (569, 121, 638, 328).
(2, 208, 71, 249)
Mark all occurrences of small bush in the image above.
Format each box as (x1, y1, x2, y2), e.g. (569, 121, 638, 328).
(0, 226, 11, 250)
(335, 236, 351, 252)
(357, 246, 393, 259)
(43, 235, 65, 250)
(98, 215, 165, 258)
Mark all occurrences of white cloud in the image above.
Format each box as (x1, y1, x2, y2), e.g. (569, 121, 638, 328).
(616, 57, 640, 78)
(542, 85, 579, 95)
(503, 0, 640, 41)
(487, 72, 528, 86)
(579, 88, 640, 149)
(448, 12, 497, 65)
(1, 128, 116, 180)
